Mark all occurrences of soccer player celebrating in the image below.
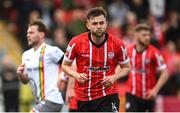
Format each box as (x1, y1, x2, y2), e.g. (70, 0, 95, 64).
(125, 24, 168, 112)
(17, 19, 64, 112)
(62, 7, 131, 112)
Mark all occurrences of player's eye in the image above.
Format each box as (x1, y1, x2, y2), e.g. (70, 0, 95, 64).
(99, 21, 104, 25)
(92, 22, 98, 26)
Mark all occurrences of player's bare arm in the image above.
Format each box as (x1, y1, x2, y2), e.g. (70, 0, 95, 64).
(146, 69, 168, 100)
(62, 60, 88, 84)
(102, 62, 131, 88)
(16, 63, 29, 84)
(66, 76, 75, 103)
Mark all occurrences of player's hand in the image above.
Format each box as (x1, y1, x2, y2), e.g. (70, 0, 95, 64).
(16, 63, 29, 84)
(101, 75, 116, 88)
(66, 87, 75, 103)
(17, 63, 25, 76)
(75, 73, 88, 84)
(146, 88, 158, 100)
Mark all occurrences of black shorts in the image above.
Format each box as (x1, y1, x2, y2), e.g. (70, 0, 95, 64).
(77, 93, 119, 112)
(125, 93, 155, 112)
(69, 109, 78, 112)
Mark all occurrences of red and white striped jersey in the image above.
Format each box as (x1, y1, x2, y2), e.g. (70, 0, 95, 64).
(64, 32, 129, 101)
(126, 44, 167, 99)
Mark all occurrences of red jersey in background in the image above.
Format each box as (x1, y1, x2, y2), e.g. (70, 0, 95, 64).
(126, 44, 167, 99)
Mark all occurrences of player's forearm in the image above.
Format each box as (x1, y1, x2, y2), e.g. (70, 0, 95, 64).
(66, 77, 75, 99)
(115, 67, 130, 81)
(67, 76, 75, 89)
(62, 64, 79, 79)
(18, 74, 29, 84)
(154, 69, 169, 93)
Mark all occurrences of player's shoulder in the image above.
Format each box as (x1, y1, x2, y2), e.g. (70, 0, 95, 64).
(107, 32, 124, 44)
(71, 32, 89, 43)
(148, 44, 160, 52)
(45, 44, 58, 50)
(127, 44, 135, 50)
(45, 44, 63, 54)
(23, 48, 33, 56)
(108, 32, 119, 40)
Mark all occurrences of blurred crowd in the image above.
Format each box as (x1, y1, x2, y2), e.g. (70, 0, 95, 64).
(0, 0, 180, 112)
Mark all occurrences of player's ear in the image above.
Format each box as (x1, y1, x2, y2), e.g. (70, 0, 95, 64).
(106, 21, 108, 28)
(39, 32, 45, 38)
(86, 20, 90, 30)
(134, 32, 140, 40)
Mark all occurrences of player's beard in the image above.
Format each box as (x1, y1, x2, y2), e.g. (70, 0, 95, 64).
(138, 39, 149, 47)
(92, 30, 105, 38)
(28, 39, 38, 47)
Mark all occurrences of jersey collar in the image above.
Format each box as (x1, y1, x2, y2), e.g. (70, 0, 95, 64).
(88, 32, 108, 48)
(34, 43, 46, 52)
(135, 44, 149, 54)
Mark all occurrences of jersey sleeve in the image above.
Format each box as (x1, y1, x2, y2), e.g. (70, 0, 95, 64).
(153, 49, 167, 71)
(64, 38, 78, 63)
(116, 40, 130, 65)
(22, 51, 28, 75)
(50, 46, 64, 63)
(22, 52, 26, 64)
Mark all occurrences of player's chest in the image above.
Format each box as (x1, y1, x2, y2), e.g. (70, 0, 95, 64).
(130, 52, 153, 67)
(24, 53, 49, 72)
(77, 45, 116, 64)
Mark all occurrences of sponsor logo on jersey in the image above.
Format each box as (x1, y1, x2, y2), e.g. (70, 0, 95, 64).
(81, 53, 89, 58)
(84, 66, 110, 72)
(25, 59, 30, 61)
(27, 67, 40, 72)
(132, 68, 147, 74)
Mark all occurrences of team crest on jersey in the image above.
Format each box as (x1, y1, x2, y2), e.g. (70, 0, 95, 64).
(108, 52, 114, 59)
(145, 59, 150, 64)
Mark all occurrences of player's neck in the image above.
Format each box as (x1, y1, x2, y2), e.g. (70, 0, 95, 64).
(33, 41, 44, 51)
(136, 43, 147, 53)
(91, 33, 105, 45)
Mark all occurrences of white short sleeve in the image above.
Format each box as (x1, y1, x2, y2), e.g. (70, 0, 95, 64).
(21, 51, 29, 75)
(50, 46, 64, 63)
(22, 52, 26, 64)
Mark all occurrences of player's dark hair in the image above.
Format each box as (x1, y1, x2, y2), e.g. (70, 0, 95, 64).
(134, 24, 152, 33)
(28, 19, 48, 36)
(86, 7, 107, 20)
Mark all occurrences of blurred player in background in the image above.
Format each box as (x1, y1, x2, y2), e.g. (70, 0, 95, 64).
(125, 23, 168, 112)
(1, 55, 20, 112)
(66, 76, 77, 112)
(58, 62, 77, 112)
(16, 19, 64, 112)
(65, 61, 77, 112)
